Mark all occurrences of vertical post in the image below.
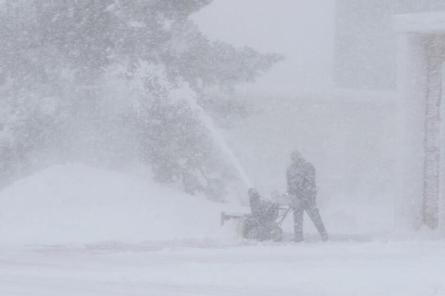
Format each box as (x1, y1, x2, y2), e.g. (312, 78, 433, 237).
(440, 62, 445, 233)
(423, 38, 442, 229)
(396, 33, 428, 231)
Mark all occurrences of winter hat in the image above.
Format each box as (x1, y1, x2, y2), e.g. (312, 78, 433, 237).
(291, 150, 303, 162)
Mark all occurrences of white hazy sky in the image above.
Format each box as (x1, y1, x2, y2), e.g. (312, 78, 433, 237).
(194, 0, 336, 95)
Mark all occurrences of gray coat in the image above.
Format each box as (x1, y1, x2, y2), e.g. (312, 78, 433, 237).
(286, 159, 317, 205)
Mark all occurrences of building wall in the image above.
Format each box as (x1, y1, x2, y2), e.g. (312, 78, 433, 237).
(335, 0, 445, 90)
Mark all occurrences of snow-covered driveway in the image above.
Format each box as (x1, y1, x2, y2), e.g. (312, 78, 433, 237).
(0, 241, 444, 296)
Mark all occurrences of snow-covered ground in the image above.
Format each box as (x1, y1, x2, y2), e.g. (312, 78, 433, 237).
(0, 241, 444, 296)
(0, 165, 444, 295)
(0, 163, 396, 246)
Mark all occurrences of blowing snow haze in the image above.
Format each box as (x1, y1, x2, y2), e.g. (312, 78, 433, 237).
(194, 0, 335, 95)
(1, 1, 445, 295)
(0, 0, 280, 201)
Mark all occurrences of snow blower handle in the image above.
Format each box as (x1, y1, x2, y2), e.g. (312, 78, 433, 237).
(220, 212, 244, 226)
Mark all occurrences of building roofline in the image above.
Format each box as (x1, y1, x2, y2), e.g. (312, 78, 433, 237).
(394, 12, 445, 33)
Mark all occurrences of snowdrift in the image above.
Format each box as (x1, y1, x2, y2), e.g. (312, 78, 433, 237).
(0, 165, 230, 245)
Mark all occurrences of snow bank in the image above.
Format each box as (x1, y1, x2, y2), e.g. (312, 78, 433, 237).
(0, 164, 231, 245)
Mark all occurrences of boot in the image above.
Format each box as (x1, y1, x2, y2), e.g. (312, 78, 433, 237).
(320, 231, 328, 242)
(294, 231, 304, 242)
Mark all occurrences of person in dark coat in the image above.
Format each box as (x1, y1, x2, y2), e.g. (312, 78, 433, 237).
(287, 150, 328, 242)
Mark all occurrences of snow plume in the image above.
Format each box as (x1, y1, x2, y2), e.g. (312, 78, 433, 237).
(178, 85, 253, 191)
(106, 61, 252, 198)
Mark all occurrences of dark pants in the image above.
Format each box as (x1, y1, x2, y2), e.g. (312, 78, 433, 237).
(292, 199, 328, 242)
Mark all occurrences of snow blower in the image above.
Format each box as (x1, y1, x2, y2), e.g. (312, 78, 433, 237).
(221, 193, 291, 242)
